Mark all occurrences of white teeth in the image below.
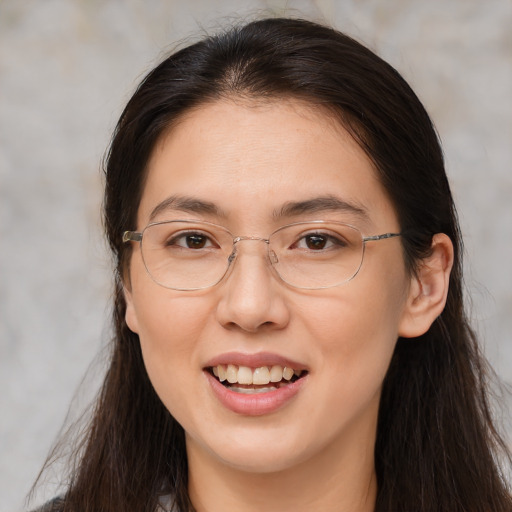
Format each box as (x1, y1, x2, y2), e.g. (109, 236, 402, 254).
(253, 367, 271, 385)
(283, 367, 294, 381)
(269, 365, 284, 382)
(211, 364, 304, 385)
(229, 386, 277, 394)
(237, 366, 253, 385)
(217, 365, 227, 382)
(226, 364, 238, 384)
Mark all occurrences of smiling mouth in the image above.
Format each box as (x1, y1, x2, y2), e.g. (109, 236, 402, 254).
(207, 364, 307, 394)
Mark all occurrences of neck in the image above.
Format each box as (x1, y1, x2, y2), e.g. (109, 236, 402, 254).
(186, 415, 378, 512)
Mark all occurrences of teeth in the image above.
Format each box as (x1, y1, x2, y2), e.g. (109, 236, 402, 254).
(283, 367, 294, 381)
(229, 386, 277, 394)
(217, 365, 227, 382)
(253, 367, 271, 385)
(237, 366, 253, 385)
(226, 364, 238, 384)
(269, 365, 284, 382)
(211, 364, 303, 385)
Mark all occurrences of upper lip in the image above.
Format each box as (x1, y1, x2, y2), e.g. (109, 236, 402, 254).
(203, 351, 308, 371)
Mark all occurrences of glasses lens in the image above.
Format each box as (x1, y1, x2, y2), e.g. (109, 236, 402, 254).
(269, 222, 364, 289)
(140, 221, 233, 290)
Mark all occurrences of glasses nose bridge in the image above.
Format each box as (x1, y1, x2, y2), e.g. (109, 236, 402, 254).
(232, 235, 270, 245)
(228, 235, 273, 265)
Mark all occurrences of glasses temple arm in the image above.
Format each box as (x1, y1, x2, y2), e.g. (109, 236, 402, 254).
(363, 233, 401, 242)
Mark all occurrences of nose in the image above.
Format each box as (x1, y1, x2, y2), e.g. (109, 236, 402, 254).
(215, 239, 290, 333)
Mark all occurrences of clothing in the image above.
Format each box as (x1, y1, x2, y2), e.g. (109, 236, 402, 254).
(31, 496, 175, 512)
(31, 497, 64, 512)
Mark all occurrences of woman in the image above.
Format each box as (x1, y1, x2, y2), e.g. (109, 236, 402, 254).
(35, 17, 511, 512)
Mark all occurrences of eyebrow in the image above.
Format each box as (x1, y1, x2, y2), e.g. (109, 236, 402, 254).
(149, 195, 227, 221)
(275, 195, 370, 221)
(149, 194, 370, 223)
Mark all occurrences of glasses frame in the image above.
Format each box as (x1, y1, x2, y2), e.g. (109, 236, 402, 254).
(122, 219, 401, 291)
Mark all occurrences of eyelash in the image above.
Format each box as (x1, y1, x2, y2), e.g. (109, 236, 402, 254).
(166, 232, 217, 249)
(292, 232, 348, 251)
(162, 229, 351, 252)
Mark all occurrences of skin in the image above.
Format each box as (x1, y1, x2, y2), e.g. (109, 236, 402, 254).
(124, 98, 453, 512)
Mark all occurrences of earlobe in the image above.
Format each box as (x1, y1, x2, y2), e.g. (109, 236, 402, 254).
(124, 283, 140, 334)
(398, 233, 454, 338)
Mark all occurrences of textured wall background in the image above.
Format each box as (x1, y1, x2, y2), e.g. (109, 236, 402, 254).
(1, 1, 511, 510)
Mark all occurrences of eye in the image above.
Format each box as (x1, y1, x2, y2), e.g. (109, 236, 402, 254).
(294, 232, 346, 251)
(166, 232, 216, 249)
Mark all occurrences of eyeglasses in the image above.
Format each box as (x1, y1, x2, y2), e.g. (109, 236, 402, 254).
(122, 220, 400, 291)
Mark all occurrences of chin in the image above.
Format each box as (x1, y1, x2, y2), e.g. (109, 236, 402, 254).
(217, 446, 307, 474)
(187, 424, 317, 474)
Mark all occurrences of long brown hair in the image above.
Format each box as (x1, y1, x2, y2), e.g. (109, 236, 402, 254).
(35, 17, 511, 512)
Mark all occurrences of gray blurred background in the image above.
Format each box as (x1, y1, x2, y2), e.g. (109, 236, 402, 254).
(1, 1, 511, 510)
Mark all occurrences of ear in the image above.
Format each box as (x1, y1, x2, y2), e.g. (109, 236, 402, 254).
(398, 233, 454, 338)
(123, 282, 140, 334)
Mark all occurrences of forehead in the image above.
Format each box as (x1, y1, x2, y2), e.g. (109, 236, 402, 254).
(139, 98, 397, 231)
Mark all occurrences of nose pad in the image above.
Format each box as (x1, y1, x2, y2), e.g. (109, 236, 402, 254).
(223, 241, 275, 285)
(228, 249, 237, 265)
(216, 240, 290, 332)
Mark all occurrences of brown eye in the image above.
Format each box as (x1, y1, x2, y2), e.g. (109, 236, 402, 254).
(166, 232, 215, 249)
(185, 234, 208, 248)
(295, 232, 345, 251)
(304, 234, 328, 250)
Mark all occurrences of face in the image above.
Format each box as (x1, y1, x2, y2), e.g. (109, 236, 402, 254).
(125, 98, 414, 474)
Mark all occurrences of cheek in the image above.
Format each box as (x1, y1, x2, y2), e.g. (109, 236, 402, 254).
(136, 295, 206, 351)
(128, 277, 213, 409)
(128, 252, 210, 351)
(301, 294, 398, 368)
(299, 262, 409, 386)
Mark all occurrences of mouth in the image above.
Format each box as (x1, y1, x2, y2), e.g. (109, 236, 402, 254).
(206, 364, 308, 394)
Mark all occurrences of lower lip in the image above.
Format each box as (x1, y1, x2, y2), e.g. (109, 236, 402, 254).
(205, 371, 307, 416)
